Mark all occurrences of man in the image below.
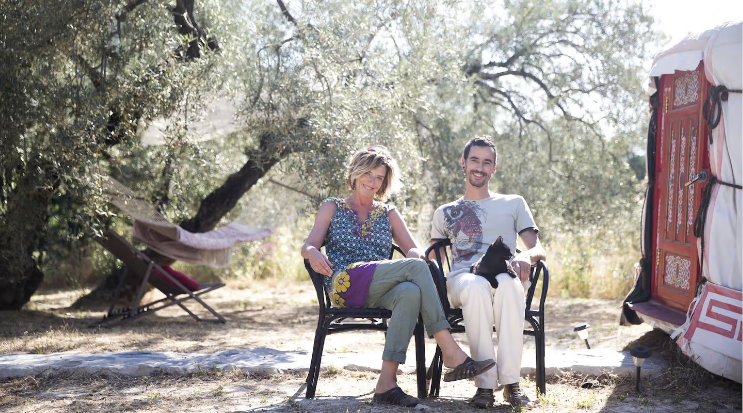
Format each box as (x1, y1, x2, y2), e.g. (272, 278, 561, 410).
(430, 136, 546, 409)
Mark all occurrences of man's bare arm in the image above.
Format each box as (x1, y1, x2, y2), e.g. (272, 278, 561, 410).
(511, 228, 546, 282)
(516, 229, 546, 264)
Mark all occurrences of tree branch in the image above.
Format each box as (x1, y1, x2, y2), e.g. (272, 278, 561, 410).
(481, 46, 527, 69)
(476, 80, 555, 161)
(477, 69, 557, 100)
(74, 54, 103, 90)
(268, 178, 313, 198)
(172, 0, 219, 59)
(257, 35, 299, 55)
(178, 122, 307, 233)
(276, 0, 298, 26)
(123, 0, 149, 14)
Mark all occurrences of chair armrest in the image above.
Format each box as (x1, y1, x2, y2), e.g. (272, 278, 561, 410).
(427, 261, 451, 313)
(389, 244, 405, 259)
(424, 239, 451, 265)
(306, 243, 405, 310)
(525, 260, 549, 313)
(425, 240, 453, 312)
(304, 260, 330, 310)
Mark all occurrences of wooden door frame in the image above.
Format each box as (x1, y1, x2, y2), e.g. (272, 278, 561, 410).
(650, 62, 711, 312)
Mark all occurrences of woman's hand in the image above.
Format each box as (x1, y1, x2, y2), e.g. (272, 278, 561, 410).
(309, 249, 334, 277)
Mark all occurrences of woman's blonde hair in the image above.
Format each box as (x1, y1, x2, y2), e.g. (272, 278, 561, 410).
(346, 145, 400, 201)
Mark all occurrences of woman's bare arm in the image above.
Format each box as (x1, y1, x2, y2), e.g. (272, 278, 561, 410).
(389, 209, 424, 259)
(301, 201, 337, 276)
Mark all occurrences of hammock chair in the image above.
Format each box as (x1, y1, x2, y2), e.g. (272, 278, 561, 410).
(102, 176, 272, 267)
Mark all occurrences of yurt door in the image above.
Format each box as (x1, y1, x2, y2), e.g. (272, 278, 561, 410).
(652, 62, 710, 312)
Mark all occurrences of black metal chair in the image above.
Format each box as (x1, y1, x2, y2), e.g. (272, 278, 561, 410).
(425, 239, 549, 396)
(304, 245, 427, 399)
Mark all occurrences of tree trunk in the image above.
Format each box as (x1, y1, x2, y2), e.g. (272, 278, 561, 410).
(0, 264, 44, 311)
(179, 153, 282, 233)
(0, 167, 55, 310)
(72, 128, 303, 310)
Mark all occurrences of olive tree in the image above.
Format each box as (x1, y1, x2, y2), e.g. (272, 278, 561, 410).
(0, 0, 228, 309)
(2, 0, 658, 309)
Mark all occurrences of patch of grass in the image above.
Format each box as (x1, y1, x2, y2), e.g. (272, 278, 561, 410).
(23, 323, 80, 354)
(538, 391, 559, 406)
(543, 231, 640, 299)
(640, 397, 654, 407)
(574, 393, 598, 409)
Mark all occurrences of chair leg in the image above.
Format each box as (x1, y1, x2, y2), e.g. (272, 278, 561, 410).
(536, 328, 546, 395)
(130, 263, 153, 318)
(89, 268, 131, 327)
(107, 267, 129, 318)
(413, 320, 426, 399)
(306, 318, 329, 399)
(173, 299, 202, 321)
(189, 294, 227, 323)
(428, 345, 443, 397)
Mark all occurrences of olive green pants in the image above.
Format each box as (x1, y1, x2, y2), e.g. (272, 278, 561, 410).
(365, 258, 451, 363)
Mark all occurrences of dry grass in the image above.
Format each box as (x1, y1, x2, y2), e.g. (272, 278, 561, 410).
(2, 281, 651, 356)
(2, 365, 740, 413)
(0, 279, 321, 355)
(1, 281, 740, 413)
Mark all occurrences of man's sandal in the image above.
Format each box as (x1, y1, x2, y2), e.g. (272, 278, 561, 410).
(371, 386, 420, 407)
(443, 357, 496, 382)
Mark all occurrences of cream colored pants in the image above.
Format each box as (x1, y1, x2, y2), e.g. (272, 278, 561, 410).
(447, 270, 526, 389)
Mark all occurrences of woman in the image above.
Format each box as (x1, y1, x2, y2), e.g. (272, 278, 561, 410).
(301, 145, 495, 407)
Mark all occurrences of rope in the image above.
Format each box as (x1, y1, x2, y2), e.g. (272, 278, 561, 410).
(692, 175, 741, 294)
(693, 84, 741, 293)
(702, 85, 742, 144)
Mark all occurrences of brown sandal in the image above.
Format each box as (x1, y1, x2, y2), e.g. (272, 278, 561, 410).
(443, 357, 496, 382)
(372, 386, 420, 407)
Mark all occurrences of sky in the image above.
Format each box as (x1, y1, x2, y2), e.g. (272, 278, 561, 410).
(647, 0, 742, 49)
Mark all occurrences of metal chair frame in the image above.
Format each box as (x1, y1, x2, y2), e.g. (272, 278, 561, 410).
(91, 231, 226, 327)
(425, 239, 549, 396)
(304, 245, 427, 399)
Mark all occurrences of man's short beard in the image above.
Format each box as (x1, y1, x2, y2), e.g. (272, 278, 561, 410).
(469, 177, 487, 188)
(468, 172, 489, 188)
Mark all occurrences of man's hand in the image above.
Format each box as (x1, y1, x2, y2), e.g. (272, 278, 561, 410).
(512, 254, 531, 283)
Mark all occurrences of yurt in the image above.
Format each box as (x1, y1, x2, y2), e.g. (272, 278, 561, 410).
(622, 22, 742, 383)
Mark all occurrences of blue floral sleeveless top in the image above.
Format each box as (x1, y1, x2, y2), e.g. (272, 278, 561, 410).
(323, 197, 394, 291)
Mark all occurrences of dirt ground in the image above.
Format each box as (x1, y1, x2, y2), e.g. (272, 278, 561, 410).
(1, 280, 741, 412)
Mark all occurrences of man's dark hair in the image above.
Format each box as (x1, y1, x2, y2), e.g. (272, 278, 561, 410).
(462, 135, 498, 163)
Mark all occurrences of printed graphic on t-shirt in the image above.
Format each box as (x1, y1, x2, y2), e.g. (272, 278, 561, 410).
(442, 200, 486, 262)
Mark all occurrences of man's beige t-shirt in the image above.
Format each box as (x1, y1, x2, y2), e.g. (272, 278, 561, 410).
(430, 193, 538, 275)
